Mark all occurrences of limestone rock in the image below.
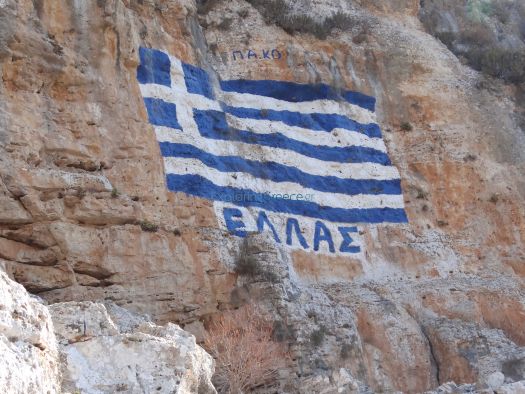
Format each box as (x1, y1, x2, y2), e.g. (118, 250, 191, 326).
(426, 380, 525, 394)
(496, 380, 525, 394)
(67, 195, 138, 225)
(421, 317, 525, 385)
(0, 269, 60, 393)
(3, 260, 74, 293)
(49, 301, 216, 394)
(0, 195, 32, 225)
(0, 236, 57, 266)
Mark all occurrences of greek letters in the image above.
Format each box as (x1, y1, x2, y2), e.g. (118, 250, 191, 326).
(231, 48, 283, 61)
(223, 207, 361, 255)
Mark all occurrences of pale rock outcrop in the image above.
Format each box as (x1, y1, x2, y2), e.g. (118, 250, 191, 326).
(420, 317, 525, 386)
(426, 379, 525, 393)
(0, 269, 60, 394)
(49, 301, 216, 394)
(0, 266, 216, 394)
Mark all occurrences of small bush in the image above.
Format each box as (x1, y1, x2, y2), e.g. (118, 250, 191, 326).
(420, 2, 525, 85)
(434, 31, 457, 47)
(204, 305, 289, 393)
(247, 0, 354, 39)
(139, 220, 159, 232)
(415, 188, 429, 200)
(272, 320, 296, 342)
(209, 43, 218, 54)
(197, 0, 221, 14)
(235, 242, 279, 282)
(111, 188, 119, 198)
(77, 188, 86, 199)
(400, 122, 413, 131)
(472, 48, 525, 84)
(217, 17, 233, 30)
(310, 325, 327, 347)
(490, 2, 511, 24)
(329, 11, 355, 31)
(340, 343, 352, 359)
(437, 220, 449, 227)
(238, 8, 249, 18)
(247, 0, 288, 23)
(235, 253, 259, 276)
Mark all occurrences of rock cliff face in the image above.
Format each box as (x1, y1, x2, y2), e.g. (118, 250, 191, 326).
(1, 0, 524, 392)
(50, 301, 216, 394)
(0, 269, 60, 393)
(0, 268, 215, 394)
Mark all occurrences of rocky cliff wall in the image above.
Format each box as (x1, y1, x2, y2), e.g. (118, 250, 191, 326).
(1, 0, 524, 392)
(0, 267, 215, 394)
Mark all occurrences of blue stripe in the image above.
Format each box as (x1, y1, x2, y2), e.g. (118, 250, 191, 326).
(222, 105, 382, 138)
(194, 109, 391, 165)
(343, 91, 376, 112)
(220, 79, 376, 112)
(144, 98, 181, 129)
(159, 142, 403, 196)
(182, 62, 214, 99)
(165, 174, 407, 224)
(137, 47, 171, 87)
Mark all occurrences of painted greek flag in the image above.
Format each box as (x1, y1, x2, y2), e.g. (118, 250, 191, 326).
(137, 47, 407, 226)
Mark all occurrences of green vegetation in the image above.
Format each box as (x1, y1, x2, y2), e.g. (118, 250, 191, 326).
(234, 243, 279, 282)
(139, 221, 159, 232)
(400, 122, 413, 132)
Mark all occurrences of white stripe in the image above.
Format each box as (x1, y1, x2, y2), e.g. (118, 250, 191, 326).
(139, 82, 376, 125)
(155, 126, 401, 180)
(139, 84, 221, 112)
(141, 83, 385, 152)
(168, 55, 186, 90)
(226, 114, 387, 153)
(164, 157, 405, 210)
(221, 92, 377, 125)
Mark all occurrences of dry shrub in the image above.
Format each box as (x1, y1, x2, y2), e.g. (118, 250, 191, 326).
(420, 1, 525, 84)
(247, 0, 355, 39)
(204, 305, 289, 393)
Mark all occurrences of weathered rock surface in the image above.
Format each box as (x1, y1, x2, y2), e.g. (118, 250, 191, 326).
(49, 301, 216, 394)
(230, 233, 525, 393)
(426, 380, 525, 394)
(0, 269, 60, 393)
(1, 0, 525, 392)
(0, 264, 216, 394)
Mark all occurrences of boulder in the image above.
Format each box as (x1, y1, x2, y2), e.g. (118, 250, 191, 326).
(49, 301, 216, 394)
(0, 269, 60, 393)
